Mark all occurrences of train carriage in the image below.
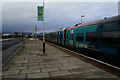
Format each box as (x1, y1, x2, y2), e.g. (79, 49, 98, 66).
(74, 25, 98, 52)
(99, 21, 120, 56)
(44, 15, 120, 67)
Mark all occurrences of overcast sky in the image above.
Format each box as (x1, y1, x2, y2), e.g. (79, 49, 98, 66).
(2, 2, 119, 33)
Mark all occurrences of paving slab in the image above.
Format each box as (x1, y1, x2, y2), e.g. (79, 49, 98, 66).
(41, 67, 60, 72)
(27, 73, 49, 78)
(2, 38, 118, 79)
(3, 74, 26, 78)
(20, 69, 40, 74)
(8, 66, 27, 70)
(2, 70, 20, 76)
(14, 60, 28, 64)
(28, 65, 45, 69)
(5, 63, 22, 67)
(50, 71, 71, 77)
(45, 63, 62, 68)
(23, 62, 39, 66)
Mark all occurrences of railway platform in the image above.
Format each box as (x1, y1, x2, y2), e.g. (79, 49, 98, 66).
(2, 38, 118, 79)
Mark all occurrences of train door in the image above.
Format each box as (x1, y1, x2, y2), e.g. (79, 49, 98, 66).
(73, 29, 76, 49)
(65, 30, 70, 47)
(70, 29, 74, 48)
(57, 32, 59, 44)
(60, 31, 62, 45)
(60, 31, 63, 46)
(58, 31, 60, 45)
(63, 29, 66, 47)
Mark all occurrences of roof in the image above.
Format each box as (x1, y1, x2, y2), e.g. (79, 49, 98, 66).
(68, 15, 120, 30)
(47, 15, 120, 33)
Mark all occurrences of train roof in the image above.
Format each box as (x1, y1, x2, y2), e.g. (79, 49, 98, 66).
(46, 28, 69, 34)
(68, 15, 120, 30)
(46, 15, 120, 33)
(46, 30, 61, 34)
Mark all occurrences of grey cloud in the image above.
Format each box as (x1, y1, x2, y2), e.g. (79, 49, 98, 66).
(2, 2, 118, 33)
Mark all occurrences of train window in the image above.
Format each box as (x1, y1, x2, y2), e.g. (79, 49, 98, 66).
(86, 32, 97, 42)
(101, 31, 120, 44)
(76, 33, 84, 41)
(70, 34, 73, 40)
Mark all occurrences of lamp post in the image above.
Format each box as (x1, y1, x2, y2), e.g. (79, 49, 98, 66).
(43, 0, 45, 53)
(37, 0, 45, 53)
(81, 15, 85, 24)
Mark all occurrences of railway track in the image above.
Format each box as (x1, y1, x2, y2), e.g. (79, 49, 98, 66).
(47, 42, 120, 78)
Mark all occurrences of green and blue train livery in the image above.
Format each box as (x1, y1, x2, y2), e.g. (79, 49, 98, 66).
(45, 15, 120, 67)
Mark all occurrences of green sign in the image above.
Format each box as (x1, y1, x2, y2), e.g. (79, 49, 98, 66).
(37, 6, 43, 21)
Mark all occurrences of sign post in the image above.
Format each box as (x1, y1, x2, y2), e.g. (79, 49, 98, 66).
(37, 0, 45, 53)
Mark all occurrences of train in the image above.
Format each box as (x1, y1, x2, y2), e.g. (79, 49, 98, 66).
(42, 15, 120, 67)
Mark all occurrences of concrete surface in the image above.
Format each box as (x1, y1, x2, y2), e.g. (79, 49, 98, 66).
(2, 38, 118, 78)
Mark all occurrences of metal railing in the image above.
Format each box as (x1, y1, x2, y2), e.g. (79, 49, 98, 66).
(2, 38, 26, 65)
